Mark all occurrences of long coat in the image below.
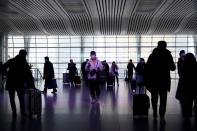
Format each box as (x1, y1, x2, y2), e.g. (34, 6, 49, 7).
(43, 61, 55, 80)
(3, 55, 33, 91)
(145, 47, 176, 92)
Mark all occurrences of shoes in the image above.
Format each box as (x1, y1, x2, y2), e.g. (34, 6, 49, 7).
(160, 117, 166, 125)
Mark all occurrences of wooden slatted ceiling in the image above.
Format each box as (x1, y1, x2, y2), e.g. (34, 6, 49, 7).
(0, 0, 196, 35)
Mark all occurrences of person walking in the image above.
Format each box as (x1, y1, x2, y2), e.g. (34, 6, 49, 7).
(110, 61, 119, 87)
(3, 49, 34, 117)
(67, 59, 77, 86)
(136, 58, 145, 92)
(177, 53, 197, 119)
(145, 41, 176, 124)
(85, 51, 103, 104)
(42, 56, 57, 94)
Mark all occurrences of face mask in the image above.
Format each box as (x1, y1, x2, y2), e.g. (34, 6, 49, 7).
(91, 55, 96, 60)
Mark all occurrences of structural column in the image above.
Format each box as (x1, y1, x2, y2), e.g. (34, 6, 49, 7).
(0, 33, 4, 89)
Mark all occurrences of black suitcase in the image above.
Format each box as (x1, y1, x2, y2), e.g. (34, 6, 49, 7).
(131, 79, 137, 90)
(74, 76, 81, 85)
(107, 76, 114, 87)
(63, 73, 70, 84)
(29, 89, 42, 117)
(133, 89, 150, 116)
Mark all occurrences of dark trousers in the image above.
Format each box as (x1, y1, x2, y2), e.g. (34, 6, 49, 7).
(180, 92, 197, 118)
(128, 72, 133, 81)
(88, 80, 100, 99)
(112, 76, 119, 86)
(151, 89, 168, 117)
(8, 90, 25, 114)
(181, 101, 193, 118)
(44, 79, 57, 92)
(69, 73, 75, 85)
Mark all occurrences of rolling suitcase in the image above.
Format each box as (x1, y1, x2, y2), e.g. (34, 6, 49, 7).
(74, 76, 81, 85)
(107, 75, 114, 87)
(29, 89, 42, 118)
(131, 79, 137, 91)
(133, 89, 150, 116)
(63, 73, 70, 84)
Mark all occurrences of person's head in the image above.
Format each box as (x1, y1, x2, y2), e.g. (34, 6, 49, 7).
(179, 50, 185, 57)
(129, 59, 132, 63)
(90, 51, 96, 60)
(45, 56, 49, 62)
(70, 59, 73, 63)
(19, 49, 27, 59)
(157, 41, 167, 50)
(86, 59, 89, 62)
(184, 53, 196, 65)
(112, 61, 115, 65)
(140, 58, 145, 64)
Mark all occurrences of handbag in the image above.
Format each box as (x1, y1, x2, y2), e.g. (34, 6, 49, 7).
(45, 79, 57, 89)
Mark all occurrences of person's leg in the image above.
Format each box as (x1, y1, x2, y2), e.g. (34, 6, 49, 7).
(180, 101, 192, 118)
(194, 97, 197, 120)
(43, 79, 48, 92)
(112, 76, 115, 86)
(89, 80, 96, 103)
(8, 90, 17, 114)
(17, 90, 25, 115)
(151, 89, 158, 119)
(95, 81, 100, 100)
(159, 90, 168, 118)
(116, 75, 119, 86)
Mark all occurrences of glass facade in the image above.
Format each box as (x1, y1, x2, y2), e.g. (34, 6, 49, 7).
(6, 35, 197, 79)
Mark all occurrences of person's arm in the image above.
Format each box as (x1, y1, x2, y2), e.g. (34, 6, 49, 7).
(177, 60, 181, 77)
(97, 61, 103, 71)
(169, 54, 176, 71)
(2, 59, 12, 77)
(67, 63, 70, 70)
(85, 62, 91, 72)
(51, 63, 55, 78)
(133, 63, 136, 70)
(43, 63, 46, 79)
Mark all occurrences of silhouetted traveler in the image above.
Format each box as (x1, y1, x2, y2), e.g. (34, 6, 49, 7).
(145, 41, 176, 124)
(42, 56, 57, 94)
(178, 50, 185, 77)
(102, 60, 109, 80)
(178, 53, 197, 119)
(176, 50, 185, 100)
(85, 51, 103, 104)
(136, 58, 145, 91)
(81, 59, 89, 81)
(127, 59, 135, 81)
(3, 49, 34, 117)
(67, 59, 77, 86)
(110, 61, 119, 86)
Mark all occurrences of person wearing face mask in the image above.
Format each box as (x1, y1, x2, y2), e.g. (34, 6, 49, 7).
(85, 51, 103, 104)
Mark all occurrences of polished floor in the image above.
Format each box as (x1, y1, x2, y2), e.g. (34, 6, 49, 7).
(0, 79, 196, 131)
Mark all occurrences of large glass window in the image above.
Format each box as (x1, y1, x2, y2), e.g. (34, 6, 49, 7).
(6, 35, 197, 79)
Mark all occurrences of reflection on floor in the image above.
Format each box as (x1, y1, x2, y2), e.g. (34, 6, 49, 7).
(0, 79, 196, 131)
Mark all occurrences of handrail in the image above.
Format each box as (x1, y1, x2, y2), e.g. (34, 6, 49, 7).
(31, 67, 43, 81)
